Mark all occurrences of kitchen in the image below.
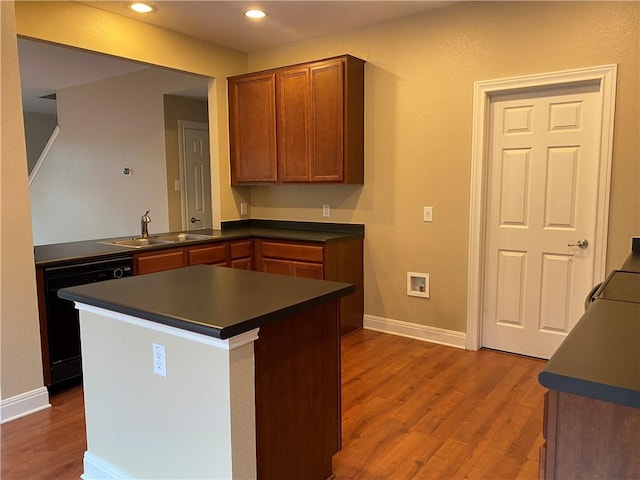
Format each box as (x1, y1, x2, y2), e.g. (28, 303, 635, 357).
(1, 1, 639, 478)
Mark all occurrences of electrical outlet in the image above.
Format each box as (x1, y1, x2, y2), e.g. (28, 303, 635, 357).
(153, 343, 167, 377)
(240, 202, 248, 216)
(323, 204, 330, 217)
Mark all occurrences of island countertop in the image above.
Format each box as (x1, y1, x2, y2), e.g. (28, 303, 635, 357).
(58, 264, 355, 339)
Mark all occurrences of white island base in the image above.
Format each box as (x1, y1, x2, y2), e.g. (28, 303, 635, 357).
(78, 304, 258, 480)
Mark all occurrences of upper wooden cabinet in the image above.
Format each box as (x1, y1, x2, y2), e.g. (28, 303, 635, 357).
(228, 73, 278, 183)
(228, 55, 365, 185)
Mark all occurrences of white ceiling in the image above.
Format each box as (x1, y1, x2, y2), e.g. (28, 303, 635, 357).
(19, 1, 451, 114)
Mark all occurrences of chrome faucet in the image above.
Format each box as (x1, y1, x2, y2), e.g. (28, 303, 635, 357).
(141, 210, 151, 238)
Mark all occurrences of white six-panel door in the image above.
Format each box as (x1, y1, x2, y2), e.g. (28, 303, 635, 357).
(179, 122, 212, 230)
(482, 82, 603, 359)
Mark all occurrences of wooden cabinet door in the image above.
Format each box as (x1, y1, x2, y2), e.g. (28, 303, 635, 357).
(229, 73, 277, 184)
(277, 66, 310, 182)
(188, 243, 229, 266)
(135, 249, 185, 275)
(291, 261, 323, 279)
(261, 258, 292, 276)
(309, 60, 344, 182)
(231, 258, 252, 270)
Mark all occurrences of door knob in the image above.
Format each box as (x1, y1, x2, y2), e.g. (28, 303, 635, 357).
(568, 239, 589, 248)
(190, 217, 201, 224)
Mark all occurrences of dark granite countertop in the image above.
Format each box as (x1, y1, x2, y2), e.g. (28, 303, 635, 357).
(538, 298, 640, 408)
(34, 220, 364, 268)
(58, 264, 355, 339)
(539, 246, 640, 408)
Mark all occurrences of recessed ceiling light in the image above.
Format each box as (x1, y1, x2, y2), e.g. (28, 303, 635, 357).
(129, 3, 155, 13)
(244, 9, 267, 19)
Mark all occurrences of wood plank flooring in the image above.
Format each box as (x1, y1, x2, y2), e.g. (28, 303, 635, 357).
(333, 330, 546, 479)
(1, 329, 546, 479)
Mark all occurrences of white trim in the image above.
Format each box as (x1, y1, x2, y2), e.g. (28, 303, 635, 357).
(82, 451, 130, 480)
(0, 387, 50, 424)
(466, 64, 617, 351)
(364, 315, 466, 349)
(28, 125, 60, 186)
(75, 303, 259, 350)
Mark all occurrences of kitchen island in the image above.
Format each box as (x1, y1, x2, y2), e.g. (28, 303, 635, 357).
(59, 265, 354, 480)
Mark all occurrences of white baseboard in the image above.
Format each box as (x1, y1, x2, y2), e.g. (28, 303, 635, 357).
(82, 451, 130, 480)
(363, 315, 466, 349)
(1, 387, 50, 424)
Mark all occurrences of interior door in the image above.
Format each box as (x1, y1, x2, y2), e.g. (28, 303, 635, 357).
(180, 122, 212, 230)
(482, 82, 603, 359)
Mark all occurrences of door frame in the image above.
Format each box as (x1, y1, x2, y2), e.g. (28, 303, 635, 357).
(178, 120, 210, 230)
(466, 65, 617, 351)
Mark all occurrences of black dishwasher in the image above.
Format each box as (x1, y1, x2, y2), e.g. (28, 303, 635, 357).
(44, 257, 133, 390)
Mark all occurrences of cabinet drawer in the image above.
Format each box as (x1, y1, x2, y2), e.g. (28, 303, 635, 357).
(259, 241, 324, 263)
(188, 244, 229, 266)
(135, 250, 185, 275)
(230, 240, 252, 259)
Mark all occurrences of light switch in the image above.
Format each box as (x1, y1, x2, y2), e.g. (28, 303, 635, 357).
(174, 180, 181, 192)
(423, 206, 433, 222)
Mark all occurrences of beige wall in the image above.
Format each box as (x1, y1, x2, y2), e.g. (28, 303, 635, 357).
(0, 1, 44, 400)
(163, 95, 209, 231)
(246, 1, 639, 332)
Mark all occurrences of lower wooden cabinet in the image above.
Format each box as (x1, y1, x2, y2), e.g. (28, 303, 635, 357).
(540, 389, 640, 479)
(134, 249, 186, 275)
(188, 243, 229, 267)
(255, 238, 363, 335)
(230, 239, 253, 270)
(134, 240, 251, 274)
(134, 236, 363, 335)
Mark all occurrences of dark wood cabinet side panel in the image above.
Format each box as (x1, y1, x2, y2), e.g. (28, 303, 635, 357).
(554, 391, 640, 479)
(324, 238, 364, 335)
(277, 67, 310, 182)
(134, 250, 186, 275)
(254, 300, 340, 480)
(229, 74, 278, 184)
(542, 390, 558, 480)
(344, 56, 365, 184)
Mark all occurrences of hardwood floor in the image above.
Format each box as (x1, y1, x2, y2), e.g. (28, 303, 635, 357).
(334, 330, 546, 479)
(1, 329, 546, 479)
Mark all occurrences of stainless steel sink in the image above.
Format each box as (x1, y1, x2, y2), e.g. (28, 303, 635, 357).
(156, 233, 218, 242)
(99, 233, 218, 248)
(99, 237, 173, 248)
